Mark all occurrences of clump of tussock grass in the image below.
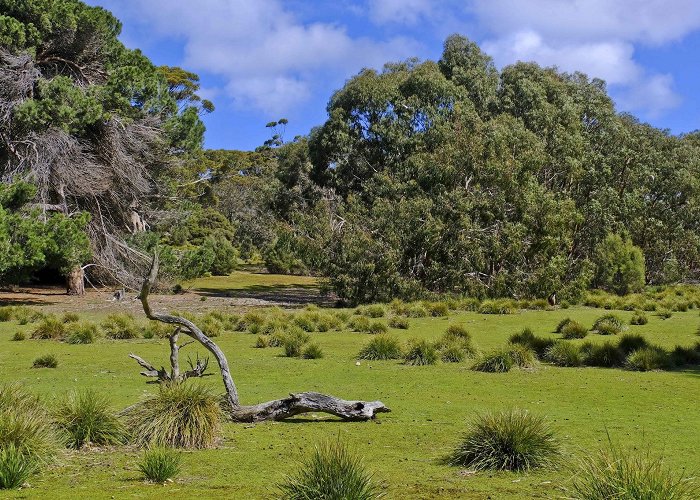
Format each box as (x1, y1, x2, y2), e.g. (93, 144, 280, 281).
(32, 354, 58, 368)
(302, 343, 324, 359)
(406, 303, 429, 318)
(425, 301, 449, 317)
(436, 325, 478, 360)
(65, 321, 99, 344)
(355, 304, 386, 318)
(101, 313, 140, 339)
(669, 343, 700, 366)
(281, 328, 311, 357)
(616, 333, 649, 356)
(387, 316, 409, 329)
(448, 409, 560, 471)
(55, 390, 126, 449)
(581, 341, 624, 368)
(508, 328, 555, 358)
(630, 310, 648, 325)
(199, 315, 224, 338)
(471, 349, 514, 373)
(357, 334, 404, 360)
(593, 314, 625, 335)
(0, 306, 14, 322)
(142, 320, 174, 339)
(138, 446, 181, 483)
(403, 339, 438, 366)
(61, 312, 80, 323)
(348, 316, 371, 333)
(332, 310, 351, 324)
(367, 321, 388, 334)
(254, 335, 270, 348)
(507, 344, 538, 369)
(561, 321, 589, 339)
(545, 341, 584, 367)
(554, 317, 574, 333)
(124, 382, 222, 449)
(11, 331, 25, 341)
(239, 311, 266, 331)
(277, 439, 379, 500)
(657, 309, 673, 320)
(440, 344, 466, 363)
(31, 315, 66, 340)
(292, 313, 317, 332)
(571, 443, 699, 500)
(0, 443, 37, 489)
(478, 299, 518, 315)
(625, 346, 670, 371)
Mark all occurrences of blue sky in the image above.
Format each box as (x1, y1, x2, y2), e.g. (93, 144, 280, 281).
(86, 0, 700, 151)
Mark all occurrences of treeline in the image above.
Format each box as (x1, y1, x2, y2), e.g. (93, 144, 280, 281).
(1, 1, 699, 303)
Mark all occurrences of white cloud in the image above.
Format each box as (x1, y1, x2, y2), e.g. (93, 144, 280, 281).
(368, 0, 435, 25)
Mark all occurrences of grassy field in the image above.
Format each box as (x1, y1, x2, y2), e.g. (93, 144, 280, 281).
(0, 277, 699, 498)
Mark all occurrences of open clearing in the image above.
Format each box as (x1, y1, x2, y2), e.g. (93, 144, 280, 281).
(0, 273, 698, 499)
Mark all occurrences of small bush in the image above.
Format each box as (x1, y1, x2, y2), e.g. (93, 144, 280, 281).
(436, 328, 478, 358)
(626, 346, 670, 371)
(426, 301, 449, 317)
(507, 344, 538, 369)
(572, 445, 699, 500)
(388, 316, 409, 329)
(32, 354, 58, 368)
(448, 409, 560, 471)
(583, 341, 624, 368)
(404, 339, 438, 366)
(293, 313, 317, 332)
(479, 299, 517, 315)
(356, 304, 386, 318)
(139, 446, 181, 483)
(617, 333, 649, 356)
(281, 328, 311, 357)
(630, 310, 648, 325)
(561, 321, 589, 339)
(348, 316, 371, 333)
(406, 304, 429, 318)
(593, 314, 624, 335)
(124, 383, 222, 449)
(472, 350, 513, 373)
(445, 324, 470, 339)
(554, 318, 573, 333)
(61, 312, 80, 323)
(65, 322, 98, 344)
(357, 335, 404, 360)
(440, 344, 466, 363)
(11, 331, 25, 341)
(55, 390, 125, 448)
(101, 313, 139, 340)
(0, 307, 14, 322)
(367, 321, 388, 335)
(509, 328, 555, 358)
(277, 439, 378, 500)
(0, 444, 37, 490)
(240, 311, 266, 331)
(302, 343, 324, 359)
(657, 309, 673, 319)
(254, 335, 270, 348)
(142, 321, 174, 339)
(545, 341, 584, 367)
(31, 316, 66, 340)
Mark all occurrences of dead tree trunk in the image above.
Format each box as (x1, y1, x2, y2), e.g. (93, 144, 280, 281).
(135, 253, 390, 422)
(66, 265, 85, 295)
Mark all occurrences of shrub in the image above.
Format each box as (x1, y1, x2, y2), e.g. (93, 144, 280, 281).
(593, 314, 624, 335)
(630, 310, 648, 325)
(65, 322, 98, 344)
(406, 304, 429, 318)
(357, 335, 404, 360)
(479, 299, 517, 315)
(200, 315, 223, 338)
(448, 409, 560, 471)
(55, 390, 125, 448)
(592, 233, 645, 295)
(426, 301, 449, 317)
(240, 311, 266, 331)
(545, 341, 584, 367)
(561, 321, 589, 339)
(32, 354, 58, 368)
(0, 444, 37, 490)
(657, 309, 673, 319)
(142, 321, 173, 339)
(554, 317, 573, 333)
(302, 343, 324, 359)
(404, 339, 438, 366)
(293, 313, 317, 332)
(139, 446, 181, 483)
(281, 328, 311, 357)
(124, 383, 222, 449)
(509, 328, 555, 358)
(31, 315, 66, 340)
(61, 312, 80, 323)
(472, 350, 514, 373)
(367, 321, 388, 334)
(0, 307, 14, 322)
(617, 333, 649, 356)
(254, 335, 270, 348)
(583, 341, 624, 368)
(11, 331, 25, 341)
(277, 439, 378, 500)
(356, 304, 386, 318)
(388, 316, 409, 329)
(333, 311, 351, 324)
(101, 313, 139, 339)
(507, 344, 538, 369)
(625, 346, 670, 371)
(348, 316, 371, 333)
(572, 445, 699, 500)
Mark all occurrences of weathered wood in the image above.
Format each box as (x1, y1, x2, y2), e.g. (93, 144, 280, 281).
(134, 252, 391, 422)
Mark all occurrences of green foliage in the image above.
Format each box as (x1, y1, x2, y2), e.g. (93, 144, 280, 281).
(448, 409, 560, 471)
(124, 383, 222, 449)
(367, 321, 388, 335)
(281, 328, 311, 357)
(65, 321, 98, 344)
(507, 344, 538, 369)
(358, 334, 404, 360)
(593, 314, 624, 335)
(572, 445, 699, 500)
(301, 343, 324, 360)
(404, 339, 438, 365)
(582, 341, 624, 368)
(277, 439, 379, 500)
(625, 346, 670, 372)
(202, 235, 239, 276)
(593, 234, 646, 295)
(387, 316, 409, 329)
(425, 301, 449, 317)
(61, 312, 80, 323)
(54, 390, 125, 448)
(355, 304, 386, 318)
(471, 350, 514, 373)
(31, 315, 66, 340)
(508, 328, 555, 358)
(554, 318, 574, 333)
(0, 444, 37, 490)
(101, 313, 139, 340)
(138, 447, 181, 483)
(545, 341, 584, 367)
(11, 330, 24, 341)
(478, 300, 518, 315)
(440, 343, 466, 363)
(617, 334, 649, 356)
(32, 354, 58, 368)
(669, 343, 700, 366)
(348, 316, 371, 333)
(561, 321, 589, 339)
(630, 310, 648, 325)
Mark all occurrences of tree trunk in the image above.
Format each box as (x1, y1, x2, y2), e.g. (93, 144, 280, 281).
(66, 265, 85, 295)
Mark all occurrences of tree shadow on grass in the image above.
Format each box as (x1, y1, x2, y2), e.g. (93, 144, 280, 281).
(195, 285, 334, 307)
(677, 366, 700, 378)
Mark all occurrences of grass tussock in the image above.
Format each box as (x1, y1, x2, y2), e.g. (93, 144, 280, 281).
(593, 314, 625, 335)
(31, 315, 66, 340)
(509, 328, 555, 358)
(472, 349, 514, 373)
(65, 321, 99, 344)
(138, 446, 181, 483)
(625, 346, 670, 371)
(630, 310, 648, 325)
(55, 390, 126, 448)
(561, 321, 589, 339)
(124, 383, 222, 449)
(448, 409, 560, 471)
(387, 316, 409, 329)
(545, 341, 584, 367)
(11, 331, 25, 341)
(277, 439, 379, 500)
(101, 313, 140, 340)
(0, 444, 37, 490)
(358, 335, 404, 360)
(572, 444, 699, 500)
(302, 343, 324, 359)
(404, 339, 438, 365)
(32, 354, 58, 368)
(478, 299, 518, 315)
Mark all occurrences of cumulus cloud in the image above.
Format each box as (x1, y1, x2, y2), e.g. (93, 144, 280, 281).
(367, 0, 435, 25)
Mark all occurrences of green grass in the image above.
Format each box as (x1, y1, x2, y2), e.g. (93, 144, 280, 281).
(138, 447, 181, 483)
(54, 390, 125, 448)
(0, 293, 698, 498)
